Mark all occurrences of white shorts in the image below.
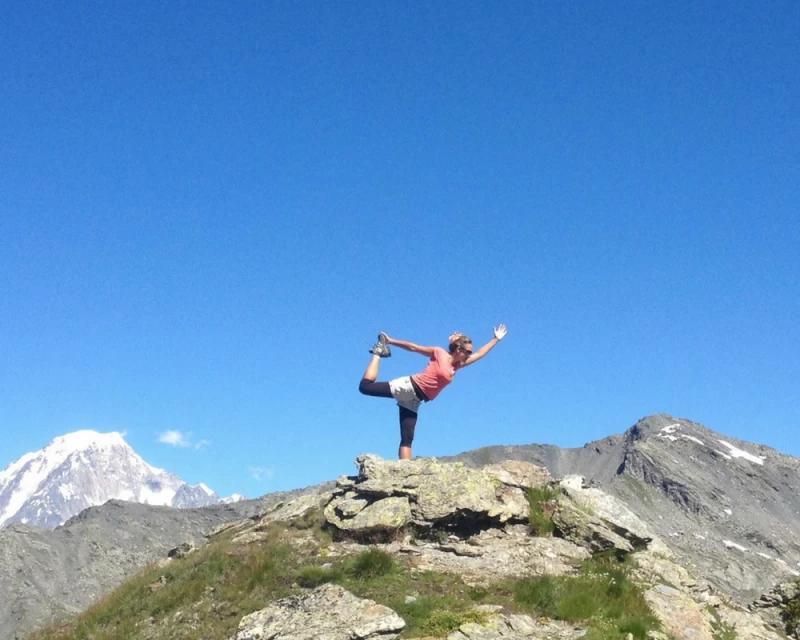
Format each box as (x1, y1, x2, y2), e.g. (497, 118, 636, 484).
(389, 376, 423, 413)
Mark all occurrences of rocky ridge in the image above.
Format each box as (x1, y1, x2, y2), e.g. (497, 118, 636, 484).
(447, 414, 800, 603)
(187, 455, 786, 640)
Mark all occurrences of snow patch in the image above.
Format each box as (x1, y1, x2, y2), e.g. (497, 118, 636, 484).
(757, 553, 773, 560)
(723, 540, 748, 552)
(198, 483, 214, 496)
(660, 424, 680, 434)
(717, 440, 766, 465)
(723, 509, 732, 516)
(681, 435, 705, 446)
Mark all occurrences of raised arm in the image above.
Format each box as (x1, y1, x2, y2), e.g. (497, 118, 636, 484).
(383, 333, 436, 357)
(462, 324, 507, 367)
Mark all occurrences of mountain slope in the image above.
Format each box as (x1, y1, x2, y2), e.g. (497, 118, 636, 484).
(448, 413, 800, 602)
(0, 499, 260, 640)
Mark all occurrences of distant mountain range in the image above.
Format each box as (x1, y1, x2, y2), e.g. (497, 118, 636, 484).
(0, 430, 245, 529)
(3, 414, 800, 639)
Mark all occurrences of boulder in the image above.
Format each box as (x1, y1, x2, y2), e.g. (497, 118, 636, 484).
(559, 475, 655, 550)
(483, 461, 552, 489)
(325, 496, 413, 532)
(230, 583, 405, 640)
(324, 455, 528, 534)
(550, 500, 634, 554)
(256, 492, 333, 526)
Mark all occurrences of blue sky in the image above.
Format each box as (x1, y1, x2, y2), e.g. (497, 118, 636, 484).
(1, 1, 798, 499)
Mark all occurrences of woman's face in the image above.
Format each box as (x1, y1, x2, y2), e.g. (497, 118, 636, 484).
(453, 342, 473, 364)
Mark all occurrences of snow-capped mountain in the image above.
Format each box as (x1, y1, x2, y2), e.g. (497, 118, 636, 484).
(0, 430, 244, 529)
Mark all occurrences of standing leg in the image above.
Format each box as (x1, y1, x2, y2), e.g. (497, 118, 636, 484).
(398, 406, 417, 460)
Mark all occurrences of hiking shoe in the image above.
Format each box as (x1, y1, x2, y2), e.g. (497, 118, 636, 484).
(369, 333, 392, 358)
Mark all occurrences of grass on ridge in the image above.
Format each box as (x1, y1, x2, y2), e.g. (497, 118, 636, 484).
(525, 485, 561, 536)
(27, 512, 668, 640)
(510, 553, 663, 640)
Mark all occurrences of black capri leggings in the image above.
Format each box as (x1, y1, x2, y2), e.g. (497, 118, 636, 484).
(359, 378, 418, 447)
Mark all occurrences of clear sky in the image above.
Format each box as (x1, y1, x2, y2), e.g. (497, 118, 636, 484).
(1, 1, 798, 499)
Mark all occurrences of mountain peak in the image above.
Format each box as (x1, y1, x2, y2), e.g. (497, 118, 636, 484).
(0, 430, 230, 529)
(46, 430, 130, 454)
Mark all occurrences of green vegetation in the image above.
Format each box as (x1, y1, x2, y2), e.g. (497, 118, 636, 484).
(780, 581, 800, 638)
(28, 509, 669, 640)
(509, 553, 662, 640)
(525, 485, 561, 536)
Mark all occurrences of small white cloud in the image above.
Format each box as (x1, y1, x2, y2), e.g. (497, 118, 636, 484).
(158, 430, 191, 447)
(250, 466, 274, 482)
(194, 439, 212, 450)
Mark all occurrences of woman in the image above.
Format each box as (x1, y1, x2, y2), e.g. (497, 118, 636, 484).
(358, 325, 508, 460)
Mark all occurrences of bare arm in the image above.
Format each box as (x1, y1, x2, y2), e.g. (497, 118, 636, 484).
(462, 324, 507, 367)
(383, 333, 436, 357)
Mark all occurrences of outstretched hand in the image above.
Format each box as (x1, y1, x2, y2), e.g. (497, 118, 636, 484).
(493, 324, 508, 341)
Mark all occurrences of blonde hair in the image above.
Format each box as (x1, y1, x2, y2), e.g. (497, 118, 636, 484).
(448, 332, 473, 353)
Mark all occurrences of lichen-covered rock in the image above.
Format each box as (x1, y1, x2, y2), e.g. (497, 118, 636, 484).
(230, 583, 405, 640)
(324, 455, 529, 534)
(559, 475, 655, 550)
(551, 500, 634, 554)
(483, 461, 552, 489)
(750, 581, 800, 636)
(325, 495, 413, 531)
(643, 584, 716, 640)
(714, 605, 785, 640)
(395, 524, 590, 583)
(443, 612, 586, 639)
(256, 492, 333, 527)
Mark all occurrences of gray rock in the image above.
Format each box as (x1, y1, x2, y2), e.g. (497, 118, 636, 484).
(167, 541, 197, 559)
(643, 584, 716, 639)
(558, 477, 656, 549)
(551, 500, 634, 554)
(324, 455, 528, 535)
(229, 583, 405, 640)
(325, 495, 413, 532)
(445, 612, 586, 639)
(483, 461, 552, 489)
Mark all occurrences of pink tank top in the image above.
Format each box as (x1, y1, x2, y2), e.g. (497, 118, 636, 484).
(411, 347, 460, 401)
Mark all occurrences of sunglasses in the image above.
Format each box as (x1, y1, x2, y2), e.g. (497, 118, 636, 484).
(458, 347, 473, 355)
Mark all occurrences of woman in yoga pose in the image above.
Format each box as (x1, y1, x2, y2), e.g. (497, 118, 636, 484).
(358, 325, 507, 459)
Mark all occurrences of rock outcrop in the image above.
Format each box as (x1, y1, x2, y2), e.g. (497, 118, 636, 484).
(229, 584, 405, 640)
(324, 455, 530, 534)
